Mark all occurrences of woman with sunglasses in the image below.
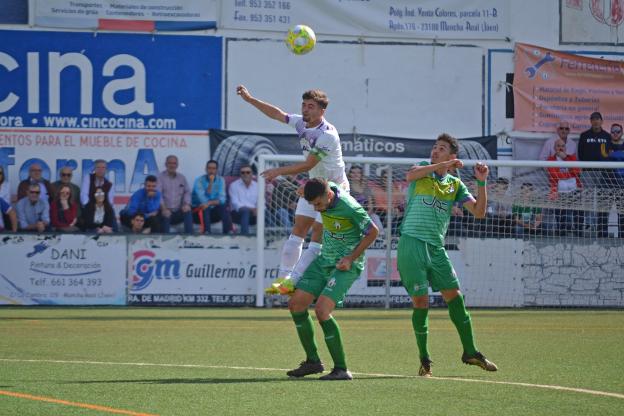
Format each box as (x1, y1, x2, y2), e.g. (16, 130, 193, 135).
(50, 184, 79, 232)
(80, 187, 115, 234)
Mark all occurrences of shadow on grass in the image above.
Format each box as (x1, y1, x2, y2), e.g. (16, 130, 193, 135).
(64, 375, 411, 385)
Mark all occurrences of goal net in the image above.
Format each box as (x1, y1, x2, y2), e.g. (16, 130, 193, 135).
(256, 155, 624, 309)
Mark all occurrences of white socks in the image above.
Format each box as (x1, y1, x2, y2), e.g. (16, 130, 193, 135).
(291, 241, 322, 282)
(278, 234, 304, 278)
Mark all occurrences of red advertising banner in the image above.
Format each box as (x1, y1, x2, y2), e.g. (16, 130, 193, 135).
(513, 43, 624, 133)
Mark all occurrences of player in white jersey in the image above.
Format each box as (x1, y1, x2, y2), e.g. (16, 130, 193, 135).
(236, 85, 348, 293)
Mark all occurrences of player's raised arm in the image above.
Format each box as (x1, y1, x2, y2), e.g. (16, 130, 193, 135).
(463, 162, 488, 219)
(406, 159, 464, 182)
(236, 84, 288, 123)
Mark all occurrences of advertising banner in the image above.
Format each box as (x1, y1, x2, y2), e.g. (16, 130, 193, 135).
(209, 130, 496, 176)
(560, 0, 624, 45)
(222, 0, 509, 40)
(513, 43, 624, 133)
(0, 29, 220, 204)
(34, 0, 217, 31)
(127, 235, 280, 306)
(0, 234, 127, 305)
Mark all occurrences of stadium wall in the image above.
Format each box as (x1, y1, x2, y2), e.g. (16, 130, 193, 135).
(1, 233, 622, 308)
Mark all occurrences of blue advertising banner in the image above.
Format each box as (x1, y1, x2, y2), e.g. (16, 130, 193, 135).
(0, 29, 222, 130)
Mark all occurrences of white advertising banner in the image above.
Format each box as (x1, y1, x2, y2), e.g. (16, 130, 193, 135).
(221, 0, 509, 40)
(127, 235, 280, 305)
(35, 0, 218, 30)
(0, 234, 127, 305)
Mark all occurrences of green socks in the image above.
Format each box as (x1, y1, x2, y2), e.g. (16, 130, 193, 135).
(319, 316, 347, 370)
(447, 295, 478, 356)
(291, 311, 320, 362)
(412, 308, 430, 360)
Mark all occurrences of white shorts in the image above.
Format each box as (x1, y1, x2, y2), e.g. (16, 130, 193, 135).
(294, 180, 350, 223)
(294, 197, 322, 223)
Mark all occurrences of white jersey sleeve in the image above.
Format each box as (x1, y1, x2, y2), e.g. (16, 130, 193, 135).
(286, 113, 349, 190)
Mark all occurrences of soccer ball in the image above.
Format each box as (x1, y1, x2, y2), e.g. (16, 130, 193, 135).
(285, 25, 316, 55)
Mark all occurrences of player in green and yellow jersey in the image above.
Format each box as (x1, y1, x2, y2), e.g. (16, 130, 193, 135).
(286, 178, 378, 380)
(398, 133, 498, 377)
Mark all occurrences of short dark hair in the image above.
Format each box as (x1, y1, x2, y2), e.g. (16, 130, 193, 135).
(206, 159, 218, 168)
(302, 89, 329, 109)
(131, 212, 145, 221)
(145, 175, 157, 183)
(436, 133, 459, 155)
(495, 177, 510, 186)
(304, 178, 329, 201)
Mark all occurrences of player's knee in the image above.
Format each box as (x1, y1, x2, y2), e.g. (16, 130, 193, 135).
(288, 296, 307, 313)
(441, 288, 461, 303)
(313, 301, 333, 321)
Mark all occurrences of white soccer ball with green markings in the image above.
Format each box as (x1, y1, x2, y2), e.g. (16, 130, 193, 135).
(285, 25, 316, 55)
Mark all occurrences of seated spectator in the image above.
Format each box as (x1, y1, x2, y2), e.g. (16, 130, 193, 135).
(192, 160, 232, 234)
(512, 183, 543, 237)
(484, 177, 514, 237)
(80, 187, 115, 234)
(229, 165, 258, 235)
(50, 184, 79, 232)
(546, 139, 583, 236)
(348, 165, 384, 234)
(129, 212, 149, 234)
(17, 163, 54, 204)
(539, 120, 577, 160)
(0, 196, 17, 232)
(81, 159, 115, 207)
(120, 175, 161, 233)
(270, 175, 300, 228)
(606, 123, 624, 236)
(16, 183, 50, 232)
(0, 165, 9, 203)
(158, 155, 193, 234)
(53, 166, 81, 208)
(369, 168, 404, 233)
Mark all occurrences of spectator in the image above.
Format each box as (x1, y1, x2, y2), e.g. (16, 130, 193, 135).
(120, 175, 161, 233)
(16, 183, 50, 232)
(53, 166, 81, 208)
(81, 159, 114, 207)
(473, 177, 513, 238)
(50, 184, 79, 232)
(577, 112, 611, 237)
(129, 212, 148, 234)
(0, 165, 9, 203)
(370, 168, 404, 233)
(80, 187, 115, 234)
(348, 165, 384, 234)
(0, 195, 17, 232)
(606, 123, 624, 236)
(512, 182, 543, 237)
(157, 155, 193, 234)
(192, 160, 232, 234)
(17, 163, 54, 204)
(539, 120, 577, 160)
(270, 175, 300, 228)
(546, 139, 583, 236)
(228, 165, 258, 235)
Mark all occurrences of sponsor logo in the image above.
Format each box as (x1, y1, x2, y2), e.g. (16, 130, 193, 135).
(132, 250, 181, 291)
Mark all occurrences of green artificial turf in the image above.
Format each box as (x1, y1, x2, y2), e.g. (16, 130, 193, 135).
(0, 308, 622, 415)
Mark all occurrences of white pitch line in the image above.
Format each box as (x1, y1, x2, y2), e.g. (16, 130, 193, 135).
(2, 358, 623, 400)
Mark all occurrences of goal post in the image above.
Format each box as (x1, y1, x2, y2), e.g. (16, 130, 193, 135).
(256, 154, 624, 308)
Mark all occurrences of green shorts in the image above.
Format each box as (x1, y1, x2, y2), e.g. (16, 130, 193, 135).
(296, 256, 362, 305)
(397, 234, 459, 297)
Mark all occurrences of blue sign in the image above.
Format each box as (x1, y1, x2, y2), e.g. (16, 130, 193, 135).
(0, 29, 222, 130)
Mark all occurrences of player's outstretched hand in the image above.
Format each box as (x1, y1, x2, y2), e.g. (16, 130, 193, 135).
(236, 85, 252, 102)
(445, 159, 464, 170)
(336, 256, 353, 271)
(261, 168, 279, 182)
(474, 162, 489, 181)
